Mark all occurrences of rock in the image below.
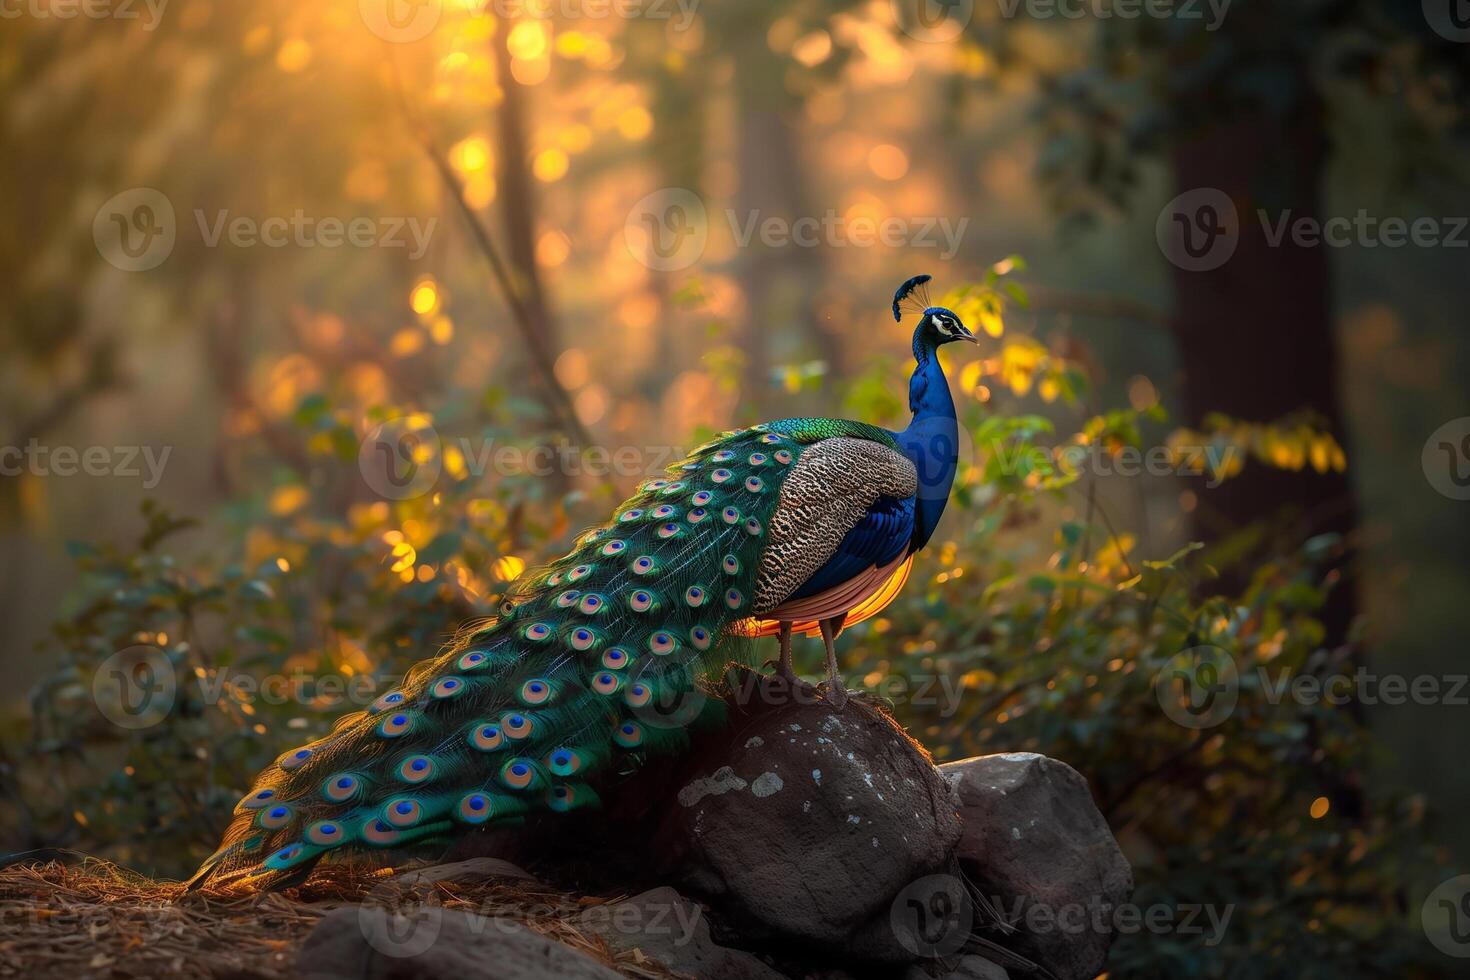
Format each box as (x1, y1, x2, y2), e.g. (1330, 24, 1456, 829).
(664, 670, 962, 961)
(295, 906, 622, 980)
(903, 955, 1010, 979)
(392, 857, 538, 886)
(940, 753, 1132, 980)
(576, 886, 786, 980)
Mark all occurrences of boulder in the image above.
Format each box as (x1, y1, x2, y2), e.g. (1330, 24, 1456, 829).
(940, 753, 1132, 980)
(295, 905, 623, 980)
(662, 670, 962, 962)
(576, 886, 787, 980)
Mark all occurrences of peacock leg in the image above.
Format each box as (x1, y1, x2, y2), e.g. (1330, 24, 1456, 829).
(776, 621, 796, 681)
(819, 616, 849, 709)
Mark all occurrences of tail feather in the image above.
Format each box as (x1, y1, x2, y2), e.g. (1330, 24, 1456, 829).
(189, 425, 801, 891)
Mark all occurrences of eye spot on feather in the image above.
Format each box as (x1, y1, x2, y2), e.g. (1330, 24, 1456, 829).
(555, 590, 581, 608)
(625, 683, 652, 708)
(385, 798, 422, 828)
(546, 572, 563, 587)
(370, 691, 406, 714)
(618, 508, 645, 523)
(501, 759, 536, 790)
(656, 522, 682, 539)
(431, 676, 464, 699)
(265, 844, 305, 868)
(378, 712, 414, 737)
(324, 774, 361, 801)
(748, 452, 768, 466)
(520, 678, 554, 704)
(502, 713, 535, 740)
(651, 504, 677, 520)
(687, 507, 709, 524)
(684, 586, 706, 607)
(279, 747, 313, 771)
(744, 517, 763, 536)
(592, 671, 622, 695)
(568, 564, 594, 582)
(398, 755, 435, 783)
(577, 593, 606, 615)
(642, 479, 669, 492)
(307, 821, 344, 847)
(524, 623, 552, 641)
(661, 481, 687, 495)
(602, 647, 631, 670)
(711, 450, 736, 462)
(457, 793, 494, 824)
(258, 805, 293, 830)
(761, 433, 782, 444)
(711, 468, 733, 484)
(690, 625, 712, 650)
(631, 556, 657, 575)
(629, 590, 655, 613)
(614, 721, 644, 748)
(722, 506, 741, 525)
(458, 651, 488, 671)
(775, 449, 793, 464)
(363, 819, 402, 846)
(745, 476, 764, 493)
(600, 539, 627, 556)
(725, 589, 745, 610)
(470, 723, 504, 752)
(568, 627, 599, 651)
(547, 748, 582, 776)
(691, 490, 714, 506)
(547, 785, 581, 812)
(722, 555, 741, 575)
(649, 631, 677, 656)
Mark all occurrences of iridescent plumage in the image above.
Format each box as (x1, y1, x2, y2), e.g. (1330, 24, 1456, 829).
(188, 278, 976, 892)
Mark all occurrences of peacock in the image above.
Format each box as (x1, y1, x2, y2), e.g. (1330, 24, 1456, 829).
(187, 275, 978, 892)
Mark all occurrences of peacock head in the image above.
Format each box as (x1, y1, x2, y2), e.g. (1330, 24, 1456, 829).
(891, 274, 978, 349)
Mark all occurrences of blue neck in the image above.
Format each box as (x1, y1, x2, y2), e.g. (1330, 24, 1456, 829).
(894, 331, 959, 552)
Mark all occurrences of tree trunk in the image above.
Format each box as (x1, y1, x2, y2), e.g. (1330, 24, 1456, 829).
(1168, 85, 1360, 650)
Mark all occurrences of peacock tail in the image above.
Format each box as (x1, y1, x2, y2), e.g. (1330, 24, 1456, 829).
(188, 418, 907, 892)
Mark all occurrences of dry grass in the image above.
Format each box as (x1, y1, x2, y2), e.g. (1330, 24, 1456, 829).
(0, 858, 685, 979)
